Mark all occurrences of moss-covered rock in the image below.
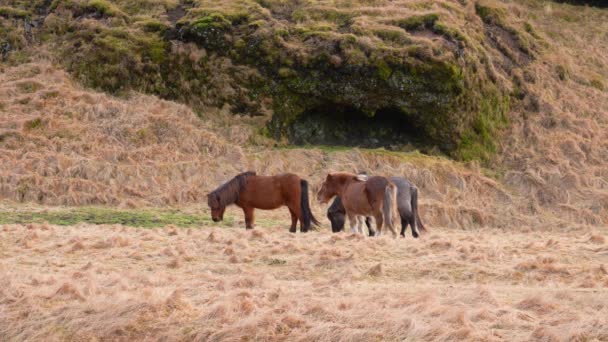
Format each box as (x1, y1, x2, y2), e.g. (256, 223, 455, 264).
(179, 13, 233, 49)
(59, 24, 168, 94)
(5, 0, 533, 160)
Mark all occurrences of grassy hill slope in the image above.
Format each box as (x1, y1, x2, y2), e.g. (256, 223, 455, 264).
(2, 0, 544, 159)
(0, 0, 607, 227)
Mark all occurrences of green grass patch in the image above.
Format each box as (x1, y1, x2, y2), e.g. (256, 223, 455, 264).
(0, 207, 234, 228)
(17, 81, 43, 93)
(23, 117, 44, 130)
(393, 13, 439, 31)
(85, 0, 126, 18)
(272, 145, 453, 167)
(590, 78, 604, 91)
(456, 91, 510, 162)
(0, 6, 30, 19)
(474, 1, 506, 25)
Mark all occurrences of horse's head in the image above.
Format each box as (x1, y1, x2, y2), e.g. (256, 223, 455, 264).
(327, 210, 346, 232)
(317, 174, 340, 204)
(207, 192, 226, 222)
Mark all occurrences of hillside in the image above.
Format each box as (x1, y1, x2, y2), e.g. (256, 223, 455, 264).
(1, 0, 607, 226)
(1, 0, 608, 340)
(2, 0, 542, 159)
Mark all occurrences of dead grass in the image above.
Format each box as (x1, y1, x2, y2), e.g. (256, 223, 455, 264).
(497, 0, 608, 227)
(0, 1, 608, 339)
(1, 222, 607, 341)
(1, 61, 587, 230)
(0, 3, 607, 231)
(0, 62, 243, 207)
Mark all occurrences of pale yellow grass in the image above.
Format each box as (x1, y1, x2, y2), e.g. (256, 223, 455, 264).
(0, 62, 245, 207)
(0, 61, 561, 230)
(497, 1, 608, 227)
(1, 218, 607, 341)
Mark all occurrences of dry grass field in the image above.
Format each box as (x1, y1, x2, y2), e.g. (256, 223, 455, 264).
(1, 215, 607, 341)
(1, 0, 608, 340)
(0, 210, 608, 341)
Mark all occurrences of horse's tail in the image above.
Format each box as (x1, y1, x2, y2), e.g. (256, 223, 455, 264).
(301, 179, 320, 232)
(383, 183, 398, 231)
(411, 186, 427, 234)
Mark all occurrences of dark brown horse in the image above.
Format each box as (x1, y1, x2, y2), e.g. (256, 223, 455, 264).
(207, 172, 320, 232)
(317, 172, 398, 237)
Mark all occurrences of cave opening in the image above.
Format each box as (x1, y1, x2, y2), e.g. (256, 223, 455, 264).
(551, 0, 607, 7)
(287, 103, 435, 152)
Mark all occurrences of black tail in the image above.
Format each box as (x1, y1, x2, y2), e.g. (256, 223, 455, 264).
(411, 187, 427, 234)
(301, 179, 321, 232)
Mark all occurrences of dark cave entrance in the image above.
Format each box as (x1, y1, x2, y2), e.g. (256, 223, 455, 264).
(287, 103, 434, 151)
(551, 0, 608, 7)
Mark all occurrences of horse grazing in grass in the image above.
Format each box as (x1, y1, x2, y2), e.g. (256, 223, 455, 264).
(327, 176, 427, 238)
(317, 172, 398, 237)
(327, 196, 373, 235)
(207, 172, 320, 232)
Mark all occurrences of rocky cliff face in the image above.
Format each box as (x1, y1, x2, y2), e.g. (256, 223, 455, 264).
(1, 0, 538, 160)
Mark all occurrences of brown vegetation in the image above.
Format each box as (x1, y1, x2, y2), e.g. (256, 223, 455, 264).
(1, 0, 608, 340)
(1, 60, 606, 229)
(1, 222, 607, 340)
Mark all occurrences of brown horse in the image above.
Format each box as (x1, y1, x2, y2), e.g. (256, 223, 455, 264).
(207, 171, 320, 232)
(327, 176, 428, 238)
(317, 172, 398, 237)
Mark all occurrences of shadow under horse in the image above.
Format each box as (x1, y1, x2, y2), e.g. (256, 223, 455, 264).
(327, 177, 427, 238)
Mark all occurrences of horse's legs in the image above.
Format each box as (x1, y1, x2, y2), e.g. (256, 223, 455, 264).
(243, 207, 255, 229)
(408, 214, 419, 238)
(386, 217, 398, 238)
(347, 213, 358, 234)
(400, 216, 409, 237)
(365, 216, 375, 236)
(356, 216, 365, 235)
(287, 200, 307, 233)
(288, 208, 298, 233)
(374, 212, 383, 237)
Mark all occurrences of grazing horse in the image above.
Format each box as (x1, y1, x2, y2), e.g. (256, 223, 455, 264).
(317, 172, 398, 237)
(327, 196, 373, 235)
(207, 171, 320, 232)
(327, 176, 427, 238)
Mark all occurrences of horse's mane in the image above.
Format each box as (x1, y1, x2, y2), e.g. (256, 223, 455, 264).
(330, 172, 359, 182)
(208, 171, 256, 207)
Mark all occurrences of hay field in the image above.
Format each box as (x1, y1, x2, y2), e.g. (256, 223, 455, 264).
(1, 1, 608, 340)
(1, 214, 608, 341)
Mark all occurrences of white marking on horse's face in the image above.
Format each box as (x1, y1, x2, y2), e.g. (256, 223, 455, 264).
(355, 174, 368, 182)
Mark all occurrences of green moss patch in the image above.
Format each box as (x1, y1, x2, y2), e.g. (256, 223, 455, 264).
(475, 2, 506, 25)
(0, 6, 30, 19)
(0, 206, 231, 228)
(1, 0, 530, 162)
(393, 13, 439, 31)
(60, 25, 168, 94)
